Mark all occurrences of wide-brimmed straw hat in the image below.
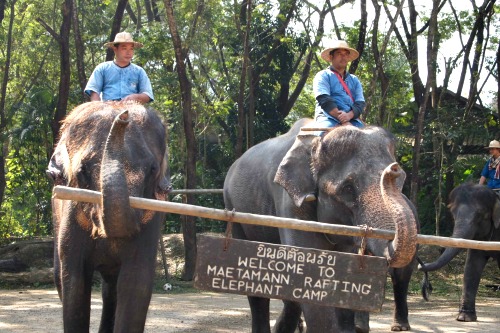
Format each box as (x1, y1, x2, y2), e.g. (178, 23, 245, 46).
(320, 40, 359, 62)
(485, 140, 500, 149)
(104, 32, 143, 49)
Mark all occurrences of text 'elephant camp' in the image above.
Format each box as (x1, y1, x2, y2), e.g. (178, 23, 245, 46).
(194, 235, 388, 312)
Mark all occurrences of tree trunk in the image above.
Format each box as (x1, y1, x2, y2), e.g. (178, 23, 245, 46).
(144, 0, 154, 22)
(369, 0, 405, 127)
(51, 0, 72, 146)
(235, 0, 251, 158)
(164, 0, 202, 281)
(497, 41, 500, 120)
(72, 0, 87, 102)
(277, 2, 328, 119)
(0, 0, 14, 210)
(384, 0, 425, 109)
(349, 0, 367, 75)
(106, 0, 128, 62)
(409, 0, 441, 204)
(125, 2, 138, 27)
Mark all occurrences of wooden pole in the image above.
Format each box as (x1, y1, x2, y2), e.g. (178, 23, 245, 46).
(169, 189, 224, 195)
(52, 185, 500, 251)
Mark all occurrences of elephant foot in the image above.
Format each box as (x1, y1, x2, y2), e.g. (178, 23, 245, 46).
(391, 321, 410, 331)
(456, 308, 477, 322)
(355, 325, 369, 333)
(354, 311, 369, 333)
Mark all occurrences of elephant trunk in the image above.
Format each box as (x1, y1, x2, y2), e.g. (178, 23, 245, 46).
(418, 247, 462, 272)
(380, 163, 418, 268)
(99, 110, 139, 238)
(418, 227, 472, 271)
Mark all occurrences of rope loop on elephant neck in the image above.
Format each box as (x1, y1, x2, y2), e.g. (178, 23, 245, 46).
(223, 209, 235, 251)
(357, 224, 371, 269)
(358, 224, 369, 255)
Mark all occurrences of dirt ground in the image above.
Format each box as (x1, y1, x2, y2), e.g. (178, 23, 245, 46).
(0, 288, 498, 333)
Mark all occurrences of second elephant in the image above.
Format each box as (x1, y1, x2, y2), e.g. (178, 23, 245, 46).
(224, 119, 419, 333)
(419, 182, 500, 322)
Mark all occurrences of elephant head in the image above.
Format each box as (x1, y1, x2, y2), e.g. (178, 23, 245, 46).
(419, 183, 500, 272)
(274, 125, 418, 268)
(47, 101, 171, 239)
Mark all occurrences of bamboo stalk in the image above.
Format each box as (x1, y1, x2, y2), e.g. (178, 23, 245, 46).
(52, 185, 500, 251)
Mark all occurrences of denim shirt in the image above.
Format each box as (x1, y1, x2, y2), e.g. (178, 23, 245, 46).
(85, 61, 154, 102)
(313, 67, 364, 119)
(481, 160, 500, 189)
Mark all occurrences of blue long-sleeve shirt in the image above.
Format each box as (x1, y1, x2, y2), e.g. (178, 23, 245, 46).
(481, 159, 500, 189)
(313, 67, 365, 120)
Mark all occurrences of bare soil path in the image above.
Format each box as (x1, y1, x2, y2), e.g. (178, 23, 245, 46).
(0, 288, 498, 332)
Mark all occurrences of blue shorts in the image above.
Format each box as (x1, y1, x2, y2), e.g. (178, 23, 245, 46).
(314, 114, 364, 135)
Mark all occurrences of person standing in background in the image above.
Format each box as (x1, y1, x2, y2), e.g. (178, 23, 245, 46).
(479, 140, 500, 190)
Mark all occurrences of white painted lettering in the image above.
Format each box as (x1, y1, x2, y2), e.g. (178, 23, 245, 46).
(304, 276, 312, 288)
(362, 284, 371, 295)
(319, 266, 336, 278)
(207, 265, 217, 275)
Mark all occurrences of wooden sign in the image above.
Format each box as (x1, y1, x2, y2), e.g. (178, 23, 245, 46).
(194, 235, 388, 312)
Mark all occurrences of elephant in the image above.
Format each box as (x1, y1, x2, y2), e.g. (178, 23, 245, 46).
(223, 118, 419, 333)
(418, 182, 500, 322)
(46, 101, 171, 332)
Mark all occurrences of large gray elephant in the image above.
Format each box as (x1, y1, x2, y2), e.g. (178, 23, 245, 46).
(223, 118, 419, 333)
(46, 101, 170, 332)
(418, 182, 500, 322)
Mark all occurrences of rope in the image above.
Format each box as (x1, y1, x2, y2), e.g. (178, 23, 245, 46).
(223, 209, 235, 251)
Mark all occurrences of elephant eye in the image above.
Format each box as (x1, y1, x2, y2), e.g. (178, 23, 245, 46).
(150, 161, 160, 177)
(339, 183, 357, 206)
(76, 163, 92, 189)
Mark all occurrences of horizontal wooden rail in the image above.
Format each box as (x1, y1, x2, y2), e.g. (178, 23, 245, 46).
(169, 189, 224, 195)
(52, 185, 500, 251)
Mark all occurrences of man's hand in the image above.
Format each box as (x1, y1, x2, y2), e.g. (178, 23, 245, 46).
(337, 110, 354, 124)
(89, 91, 101, 102)
(122, 93, 151, 104)
(329, 107, 341, 118)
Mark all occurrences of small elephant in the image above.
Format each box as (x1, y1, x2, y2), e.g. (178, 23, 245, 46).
(46, 101, 171, 332)
(419, 182, 500, 322)
(224, 119, 419, 333)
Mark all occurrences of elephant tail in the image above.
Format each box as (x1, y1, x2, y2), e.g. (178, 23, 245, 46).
(417, 256, 433, 301)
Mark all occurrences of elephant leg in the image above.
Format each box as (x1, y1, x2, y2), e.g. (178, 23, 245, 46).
(113, 240, 158, 332)
(272, 300, 302, 333)
(302, 304, 355, 333)
(458, 249, 488, 322)
(54, 245, 62, 301)
(354, 311, 369, 333)
(248, 296, 272, 333)
(389, 266, 412, 331)
(61, 262, 93, 333)
(99, 273, 118, 333)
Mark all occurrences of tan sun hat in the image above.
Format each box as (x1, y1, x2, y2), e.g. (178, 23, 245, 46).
(320, 40, 359, 62)
(485, 140, 500, 149)
(104, 32, 143, 49)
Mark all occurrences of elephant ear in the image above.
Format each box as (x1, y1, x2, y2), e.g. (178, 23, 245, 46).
(274, 133, 319, 207)
(46, 137, 69, 186)
(155, 152, 172, 201)
(492, 198, 500, 229)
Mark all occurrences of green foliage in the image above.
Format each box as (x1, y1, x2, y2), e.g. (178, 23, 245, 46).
(0, 0, 498, 242)
(1, 87, 54, 238)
